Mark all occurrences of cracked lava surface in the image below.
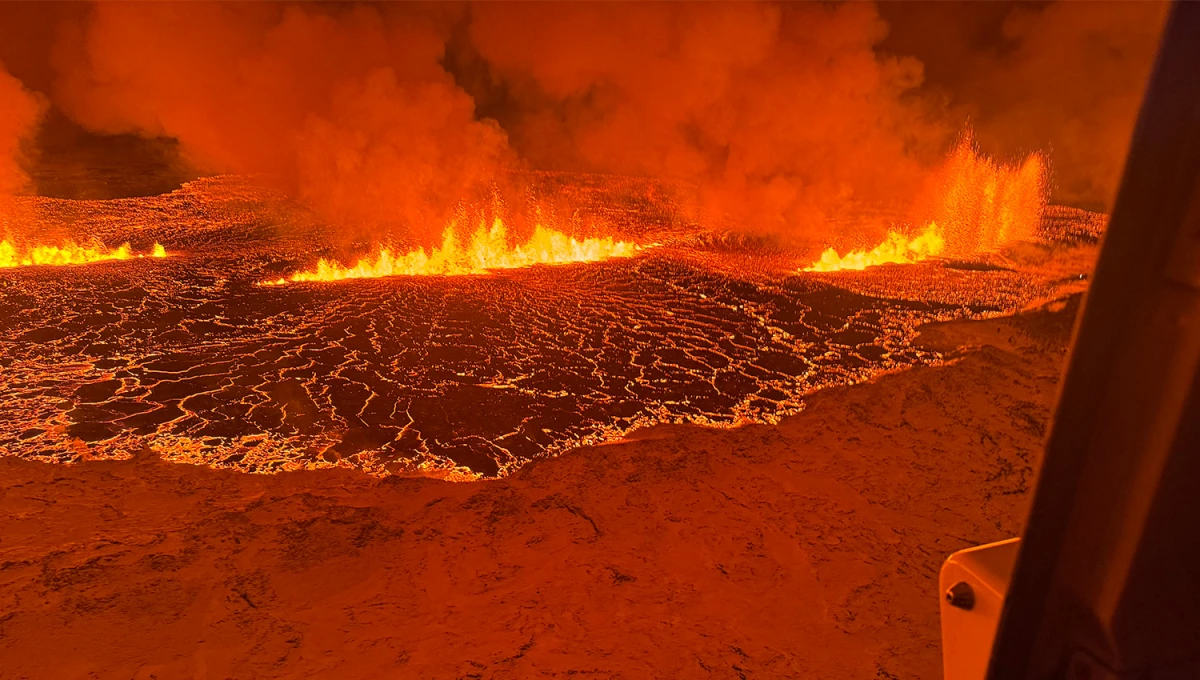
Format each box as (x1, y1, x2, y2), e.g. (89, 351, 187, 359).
(0, 176, 1096, 478)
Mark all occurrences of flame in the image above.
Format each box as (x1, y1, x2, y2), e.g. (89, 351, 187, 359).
(264, 218, 641, 285)
(0, 239, 169, 269)
(803, 223, 946, 272)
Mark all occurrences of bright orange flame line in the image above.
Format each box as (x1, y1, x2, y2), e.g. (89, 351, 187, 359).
(0, 240, 168, 269)
(263, 219, 641, 286)
(803, 223, 945, 272)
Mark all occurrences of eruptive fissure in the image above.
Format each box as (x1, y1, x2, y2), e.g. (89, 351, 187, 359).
(263, 218, 642, 285)
(802, 134, 1048, 272)
(0, 1, 1143, 480)
(804, 224, 946, 272)
(0, 2, 1170, 677)
(0, 171, 1095, 479)
(0, 240, 167, 268)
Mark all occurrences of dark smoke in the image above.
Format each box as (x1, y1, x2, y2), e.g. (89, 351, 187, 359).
(878, 0, 1168, 212)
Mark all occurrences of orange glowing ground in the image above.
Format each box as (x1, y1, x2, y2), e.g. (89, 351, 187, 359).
(0, 239, 167, 268)
(263, 219, 641, 285)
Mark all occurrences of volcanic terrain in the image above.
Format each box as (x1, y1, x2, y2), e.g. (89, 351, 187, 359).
(0, 175, 1096, 479)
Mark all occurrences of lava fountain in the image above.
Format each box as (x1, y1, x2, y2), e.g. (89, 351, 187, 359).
(0, 172, 1098, 479)
(924, 132, 1048, 256)
(803, 133, 1048, 273)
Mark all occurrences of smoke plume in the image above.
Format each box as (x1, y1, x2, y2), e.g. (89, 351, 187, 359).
(468, 2, 950, 240)
(968, 1, 1167, 211)
(878, 1, 1168, 212)
(3, 1, 1172, 244)
(0, 61, 43, 197)
(53, 3, 511, 242)
(0, 59, 44, 236)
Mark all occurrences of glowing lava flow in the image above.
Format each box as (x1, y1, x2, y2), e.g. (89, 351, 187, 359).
(264, 219, 641, 285)
(803, 223, 945, 272)
(0, 240, 167, 268)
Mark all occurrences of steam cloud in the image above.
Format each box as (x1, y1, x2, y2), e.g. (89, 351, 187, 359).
(0, 61, 43, 197)
(469, 2, 947, 239)
(965, 1, 1167, 211)
(0, 1, 1172, 243)
(54, 3, 510, 243)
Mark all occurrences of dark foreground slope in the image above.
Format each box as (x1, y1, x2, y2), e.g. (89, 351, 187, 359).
(0, 299, 1076, 680)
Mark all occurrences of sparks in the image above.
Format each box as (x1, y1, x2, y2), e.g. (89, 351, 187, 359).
(924, 133, 1047, 256)
(803, 130, 1047, 274)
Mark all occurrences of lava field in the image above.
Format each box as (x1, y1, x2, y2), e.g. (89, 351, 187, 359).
(0, 176, 1093, 478)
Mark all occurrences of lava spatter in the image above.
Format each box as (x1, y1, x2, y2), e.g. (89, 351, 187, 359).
(801, 133, 1048, 274)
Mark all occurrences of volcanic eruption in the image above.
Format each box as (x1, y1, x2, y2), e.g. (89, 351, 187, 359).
(0, 1, 1141, 478)
(803, 133, 1048, 272)
(0, 1, 1172, 677)
(262, 216, 642, 285)
(0, 239, 167, 268)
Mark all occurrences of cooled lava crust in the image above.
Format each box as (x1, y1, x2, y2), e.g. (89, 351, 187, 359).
(0, 175, 1086, 477)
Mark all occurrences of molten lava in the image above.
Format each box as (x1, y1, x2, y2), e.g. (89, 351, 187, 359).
(919, 132, 1048, 256)
(803, 132, 1047, 273)
(0, 174, 1100, 479)
(0, 239, 167, 268)
(264, 218, 641, 285)
(803, 223, 946, 272)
